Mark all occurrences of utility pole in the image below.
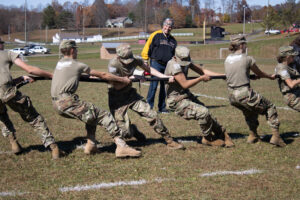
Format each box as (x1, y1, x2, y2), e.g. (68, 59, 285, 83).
(82, 6, 85, 42)
(243, 5, 246, 35)
(267, 0, 270, 36)
(8, 24, 11, 41)
(25, 0, 27, 44)
(144, 0, 148, 33)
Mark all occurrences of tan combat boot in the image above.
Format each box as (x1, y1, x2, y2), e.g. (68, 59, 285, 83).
(270, 129, 286, 147)
(163, 135, 185, 150)
(202, 134, 225, 147)
(50, 143, 60, 159)
(114, 137, 142, 158)
(247, 131, 261, 143)
(8, 133, 22, 154)
(223, 132, 235, 148)
(84, 139, 98, 155)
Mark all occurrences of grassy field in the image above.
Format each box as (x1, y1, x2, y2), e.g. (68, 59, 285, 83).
(0, 37, 300, 200)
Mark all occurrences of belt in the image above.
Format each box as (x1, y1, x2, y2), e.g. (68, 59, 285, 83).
(228, 83, 250, 89)
(52, 93, 73, 101)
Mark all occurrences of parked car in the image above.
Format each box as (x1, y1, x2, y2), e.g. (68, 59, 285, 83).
(24, 47, 35, 55)
(10, 48, 29, 56)
(30, 46, 50, 54)
(265, 29, 281, 34)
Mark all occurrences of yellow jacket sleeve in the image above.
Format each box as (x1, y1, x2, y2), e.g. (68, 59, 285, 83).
(141, 30, 162, 61)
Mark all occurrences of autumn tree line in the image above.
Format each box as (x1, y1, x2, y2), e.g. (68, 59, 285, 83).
(0, 0, 300, 35)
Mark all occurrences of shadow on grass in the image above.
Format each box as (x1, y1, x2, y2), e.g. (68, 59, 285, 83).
(206, 105, 228, 109)
(19, 131, 297, 156)
(260, 131, 298, 145)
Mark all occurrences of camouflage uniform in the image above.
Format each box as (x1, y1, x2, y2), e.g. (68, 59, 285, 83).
(225, 36, 279, 132)
(165, 56, 224, 136)
(108, 44, 169, 138)
(275, 46, 300, 112)
(0, 50, 55, 147)
(51, 58, 121, 140)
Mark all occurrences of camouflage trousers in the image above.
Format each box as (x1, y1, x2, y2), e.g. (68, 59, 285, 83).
(0, 91, 55, 147)
(228, 86, 279, 131)
(283, 90, 300, 112)
(52, 94, 121, 139)
(108, 87, 169, 138)
(166, 93, 224, 137)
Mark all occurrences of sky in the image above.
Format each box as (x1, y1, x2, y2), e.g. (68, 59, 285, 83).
(0, 0, 291, 10)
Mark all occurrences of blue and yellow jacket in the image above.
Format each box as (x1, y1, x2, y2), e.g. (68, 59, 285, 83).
(141, 30, 177, 65)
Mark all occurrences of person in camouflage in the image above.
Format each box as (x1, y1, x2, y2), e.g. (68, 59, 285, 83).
(51, 40, 141, 158)
(164, 46, 234, 147)
(224, 35, 285, 147)
(275, 46, 300, 111)
(0, 38, 60, 159)
(107, 43, 184, 150)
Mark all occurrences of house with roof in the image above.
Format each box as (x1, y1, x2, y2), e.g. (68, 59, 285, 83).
(105, 17, 133, 28)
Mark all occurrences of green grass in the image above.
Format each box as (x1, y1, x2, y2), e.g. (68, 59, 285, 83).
(1, 37, 300, 199)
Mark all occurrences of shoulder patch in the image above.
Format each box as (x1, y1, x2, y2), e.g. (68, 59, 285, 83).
(56, 61, 72, 70)
(174, 63, 181, 71)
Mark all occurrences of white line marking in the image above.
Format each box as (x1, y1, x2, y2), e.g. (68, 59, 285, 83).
(200, 169, 263, 177)
(177, 139, 198, 143)
(59, 178, 168, 192)
(296, 165, 300, 169)
(140, 84, 294, 111)
(193, 93, 293, 111)
(0, 150, 12, 154)
(0, 191, 28, 197)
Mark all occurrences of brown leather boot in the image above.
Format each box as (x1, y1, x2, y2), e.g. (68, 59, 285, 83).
(202, 134, 225, 147)
(114, 137, 142, 158)
(84, 139, 98, 155)
(8, 133, 22, 154)
(50, 143, 60, 159)
(247, 131, 261, 143)
(270, 129, 286, 147)
(163, 135, 185, 150)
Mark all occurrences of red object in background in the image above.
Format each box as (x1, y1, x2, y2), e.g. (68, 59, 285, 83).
(144, 71, 151, 76)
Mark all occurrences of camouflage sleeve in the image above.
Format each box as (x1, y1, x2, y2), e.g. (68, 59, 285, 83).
(134, 56, 144, 67)
(169, 62, 182, 76)
(275, 64, 290, 80)
(79, 62, 90, 74)
(8, 50, 19, 62)
(246, 56, 256, 67)
(108, 59, 119, 76)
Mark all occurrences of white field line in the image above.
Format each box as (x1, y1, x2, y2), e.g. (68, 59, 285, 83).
(0, 191, 28, 197)
(296, 165, 300, 169)
(177, 139, 198, 143)
(140, 83, 293, 111)
(200, 169, 263, 177)
(59, 178, 169, 192)
(0, 150, 12, 154)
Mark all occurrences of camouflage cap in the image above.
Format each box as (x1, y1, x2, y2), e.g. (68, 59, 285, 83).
(175, 46, 192, 66)
(0, 38, 4, 44)
(230, 34, 247, 45)
(116, 43, 134, 64)
(59, 40, 78, 50)
(278, 46, 299, 57)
